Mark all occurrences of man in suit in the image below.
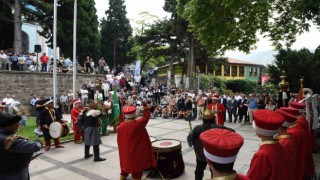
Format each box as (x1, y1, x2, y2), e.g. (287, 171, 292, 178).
(227, 95, 238, 123)
(238, 94, 248, 123)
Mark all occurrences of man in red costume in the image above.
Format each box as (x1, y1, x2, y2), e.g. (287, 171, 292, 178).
(71, 99, 84, 144)
(117, 100, 156, 180)
(246, 110, 289, 180)
(200, 129, 249, 180)
(275, 109, 298, 180)
(283, 101, 315, 179)
(207, 94, 225, 125)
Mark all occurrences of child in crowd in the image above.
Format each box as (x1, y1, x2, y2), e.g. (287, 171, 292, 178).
(161, 106, 169, 118)
(171, 106, 178, 119)
(19, 109, 27, 130)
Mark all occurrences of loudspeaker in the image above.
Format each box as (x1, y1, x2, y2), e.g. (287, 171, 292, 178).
(34, 45, 42, 53)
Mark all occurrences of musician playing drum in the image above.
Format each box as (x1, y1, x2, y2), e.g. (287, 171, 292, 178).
(117, 100, 156, 180)
(40, 98, 64, 151)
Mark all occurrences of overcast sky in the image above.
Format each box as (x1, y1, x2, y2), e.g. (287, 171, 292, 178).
(95, 0, 320, 65)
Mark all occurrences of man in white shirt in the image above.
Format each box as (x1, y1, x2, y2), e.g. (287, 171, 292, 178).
(129, 63, 135, 76)
(0, 50, 8, 70)
(2, 94, 15, 113)
(134, 74, 141, 87)
(101, 80, 110, 100)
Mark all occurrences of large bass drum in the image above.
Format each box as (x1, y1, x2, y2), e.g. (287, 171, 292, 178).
(152, 139, 185, 179)
(49, 121, 70, 138)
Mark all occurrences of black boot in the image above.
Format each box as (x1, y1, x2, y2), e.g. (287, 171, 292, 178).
(84, 145, 93, 158)
(93, 145, 106, 162)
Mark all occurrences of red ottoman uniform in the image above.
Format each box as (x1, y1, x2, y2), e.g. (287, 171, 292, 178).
(247, 110, 289, 180)
(207, 94, 226, 125)
(71, 99, 84, 143)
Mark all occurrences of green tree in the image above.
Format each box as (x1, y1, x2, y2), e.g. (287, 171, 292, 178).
(0, 1, 14, 50)
(100, 0, 133, 68)
(55, 0, 101, 63)
(178, 0, 320, 55)
(267, 48, 320, 93)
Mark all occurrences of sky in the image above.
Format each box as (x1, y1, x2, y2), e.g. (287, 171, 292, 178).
(94, 0, 320, 65)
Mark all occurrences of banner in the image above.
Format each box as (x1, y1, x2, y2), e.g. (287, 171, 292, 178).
(135, 60, 141, 75)
(109, 89, 120, 126)
(261, 76, 270, 86)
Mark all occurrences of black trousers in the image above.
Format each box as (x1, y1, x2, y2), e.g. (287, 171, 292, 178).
(195, 159, 212, 180)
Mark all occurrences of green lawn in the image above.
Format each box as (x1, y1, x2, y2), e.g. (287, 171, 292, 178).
(17, 117, 74, 144)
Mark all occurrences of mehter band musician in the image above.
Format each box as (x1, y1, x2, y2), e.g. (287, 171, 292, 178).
(40, 99, 64, 151)
(71, 99, 84, 144)
(117, 100, 156, 180)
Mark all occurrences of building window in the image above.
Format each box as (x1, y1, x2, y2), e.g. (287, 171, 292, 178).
(254, 67, 258, 76)
(239, 66, 244, 77)
(232, 66, 237, 77)
(224, 65, 230, 76)
(249, 67, 253, 76)
(215, 65, 222, 76)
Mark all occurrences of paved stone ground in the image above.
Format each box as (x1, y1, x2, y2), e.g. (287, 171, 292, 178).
(29, 115, 320, 180)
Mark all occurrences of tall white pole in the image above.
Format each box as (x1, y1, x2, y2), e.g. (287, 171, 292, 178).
(72, 0, 77, 99)
(53, 0, 57, 107)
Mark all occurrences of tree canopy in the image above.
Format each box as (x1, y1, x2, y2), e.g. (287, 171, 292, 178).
(178, 0, 320, 55)
(100, 0, 133, 68)
(267, 47, 320, 93)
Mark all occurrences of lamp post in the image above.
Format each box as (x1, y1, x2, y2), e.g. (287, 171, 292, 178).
(72, 0, 77, 99)
(53, 0, 58, 107)
(168, 36, 177, 89)
(197, 68, 200, 92)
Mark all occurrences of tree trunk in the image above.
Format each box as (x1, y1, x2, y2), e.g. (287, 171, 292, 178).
(113, 38, 116, 69)
(168, 50, 174, 88)
(13, 0, 22, 53)
(189, 37, 195, 75)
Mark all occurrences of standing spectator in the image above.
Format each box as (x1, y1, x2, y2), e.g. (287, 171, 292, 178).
(177, 94, 186, 111)
(80, 85, 89, 106)
(170, 84, 177, 95)
(30, 95, 38, 117)
(34, 95, 45, 128)
(0, 113, 42, 179)
(40, 53, 49, 72)
(60, 92, 69, 113)
(0, 50, 8, 70)
(119, 76, 126, 90)
(84, 56, 91, 73)
(227, 95, 238, 123)
(64, 57, 72, 69)
(90, 58, 95, 74)
(247, 93, 259, 125)
(101, 80, 110, 100)
(196, 94, 205, 120)
(129, 63, 135, 76)
(26, 55, 33, 70)
(134, 73, 141, 87)
(18, 54, 26, 71)
(238, 94, 248, 123)
(98, 57, 105, 74)
(9, 53, 19, 71)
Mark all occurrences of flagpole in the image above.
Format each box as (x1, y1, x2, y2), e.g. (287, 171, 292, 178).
(53, 0, 58, 107)
(72, 0, 77, 99)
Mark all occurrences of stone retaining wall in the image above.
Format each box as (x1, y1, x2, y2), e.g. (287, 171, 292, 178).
(0, 71, 105, 112)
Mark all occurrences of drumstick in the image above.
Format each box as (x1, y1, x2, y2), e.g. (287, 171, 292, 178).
(188, 119, 192, 132)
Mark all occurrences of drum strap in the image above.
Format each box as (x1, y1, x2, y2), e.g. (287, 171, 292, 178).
(46, 107, 57, 122)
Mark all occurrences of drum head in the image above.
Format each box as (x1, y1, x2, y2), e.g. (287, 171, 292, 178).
(149, 136, 157, 143)
(152, 139, 181, 152)
(49, 122, 62, 138)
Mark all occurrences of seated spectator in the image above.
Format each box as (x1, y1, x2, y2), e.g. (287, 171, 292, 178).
(177, 108, 186, 119)
(161, 106, 169, 118)
(171, 107, 178, 119)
